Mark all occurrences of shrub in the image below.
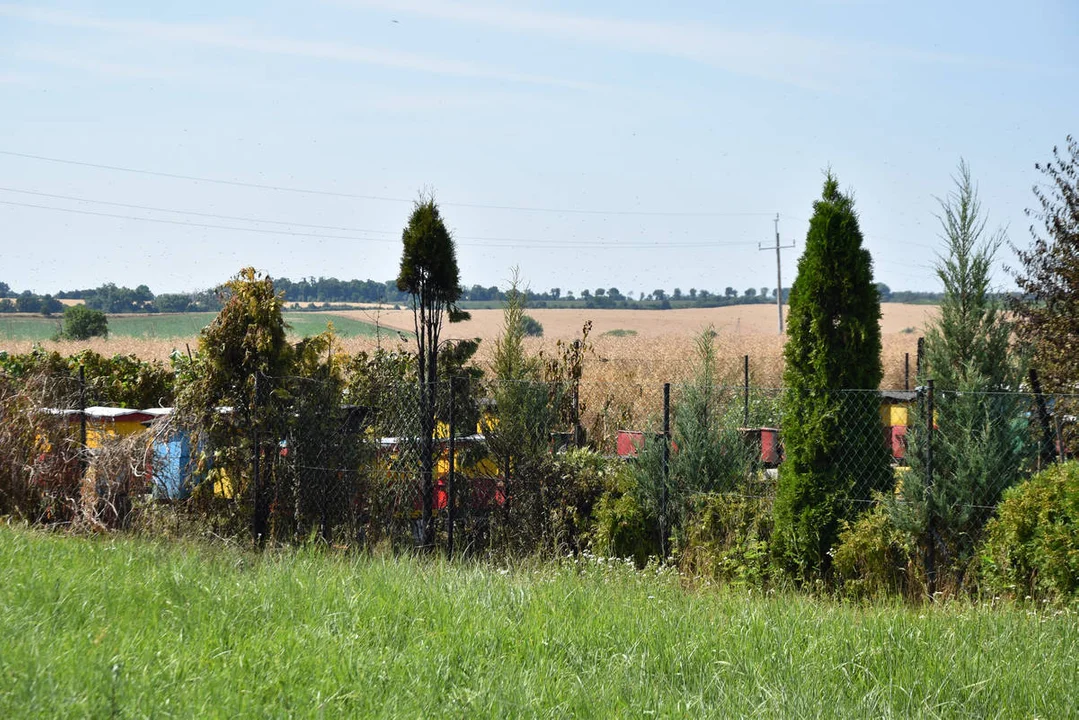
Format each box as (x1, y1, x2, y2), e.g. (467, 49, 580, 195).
(58, 305, 108, 340)
(679, 491, 774, 587)
(981, 462, 1079, 600)
(833, 501, 916, 599)
(592, 463, 661, 567)
(0, 370, 82, 523)
(521, 314, 543, 337)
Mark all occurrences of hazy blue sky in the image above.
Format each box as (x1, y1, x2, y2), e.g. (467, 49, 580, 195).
(1, 1, 1075, 296)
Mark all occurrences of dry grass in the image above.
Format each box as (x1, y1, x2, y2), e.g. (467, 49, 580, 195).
(335, 302, 937, 341)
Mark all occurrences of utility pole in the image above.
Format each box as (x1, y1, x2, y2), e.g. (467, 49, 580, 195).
(759, 214, 795, 334)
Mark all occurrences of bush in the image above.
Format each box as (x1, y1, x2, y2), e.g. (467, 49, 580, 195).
(59, 305, 108, 340)
(678, 491, 774, 587)
(0, 370, 82, 523)
(981, 462, 1079, 600)
(521, 314, 543, 337)
(833, 501, 916, 599)
(592, 463, 661, 567)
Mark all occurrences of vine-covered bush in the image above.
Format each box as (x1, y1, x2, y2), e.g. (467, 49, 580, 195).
(0, 347, 174, 408)
(592, 461, 661, 567)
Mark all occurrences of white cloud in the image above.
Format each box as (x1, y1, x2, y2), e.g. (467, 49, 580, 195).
(0, 3, 598, 90)
(335, 0, 1034, 90)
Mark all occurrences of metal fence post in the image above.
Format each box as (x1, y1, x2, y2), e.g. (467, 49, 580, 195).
(572, 376, 581, 449)
(916, 337, 925, 379)
(904, 353, 910, 391)
(743, 355, 750, 426)
(252, 372, 266, 548)
(447, 376, 457, 559)
(1029, 369, 1056, 470)
(78, 364, 87, 465)
(925, 378, 935, 596)
(661, 382, 670, 560)
(1055, 407, 1065, 464)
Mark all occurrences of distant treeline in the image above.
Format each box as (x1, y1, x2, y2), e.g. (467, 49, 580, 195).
(0, 277, 949, 315)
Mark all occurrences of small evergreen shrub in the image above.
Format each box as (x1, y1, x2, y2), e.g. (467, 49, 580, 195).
(520, 314, 543, 337)
(981, 462, 1079, 600)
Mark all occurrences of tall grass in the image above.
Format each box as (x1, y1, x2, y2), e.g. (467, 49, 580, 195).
(0, 525, 1075, 718)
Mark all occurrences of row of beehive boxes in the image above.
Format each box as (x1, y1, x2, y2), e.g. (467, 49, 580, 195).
(50, 406, 507, 505)
(615, 392, 916, 465)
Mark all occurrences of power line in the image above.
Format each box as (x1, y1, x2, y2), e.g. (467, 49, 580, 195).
(0, 198, 762, 249)
(0, 186, 760, 247)
(0, 149, 778, 218)
(0, 186, 399, 235)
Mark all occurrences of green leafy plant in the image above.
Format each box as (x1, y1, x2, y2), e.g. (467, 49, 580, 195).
(833, 501, 916, 599)
(981, 461, 1079, 600)
(57, 305, 108, 340)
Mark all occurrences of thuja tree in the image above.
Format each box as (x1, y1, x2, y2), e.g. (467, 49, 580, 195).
(890, 161, 1030, 583)
(485, 270, 551, 484)
(1011, 136, 1079, 391)
(774, 173, 891, 578)
(484, 269, 557, 549)
(396, 196, 469, 549)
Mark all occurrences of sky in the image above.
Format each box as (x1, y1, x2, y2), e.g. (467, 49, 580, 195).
(0, 0, 1076, 297)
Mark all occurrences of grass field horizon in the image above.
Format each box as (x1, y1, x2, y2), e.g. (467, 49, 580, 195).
(0, 311, 383, 343)
(1, 525, 1074, 718)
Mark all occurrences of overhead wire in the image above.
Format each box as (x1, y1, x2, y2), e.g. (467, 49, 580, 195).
(0, 149, 778, 218)
(0, 198, 763, 249)
(0, 186, 761, 247)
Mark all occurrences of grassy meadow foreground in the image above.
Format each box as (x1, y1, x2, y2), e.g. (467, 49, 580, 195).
(1, 526, 1075, 718)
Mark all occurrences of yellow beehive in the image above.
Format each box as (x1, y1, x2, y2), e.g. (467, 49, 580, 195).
(880, 404, 909, 427)
(79, 407, 156, 449)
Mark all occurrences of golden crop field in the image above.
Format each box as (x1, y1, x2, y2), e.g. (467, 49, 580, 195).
(2, 303, 932, 390)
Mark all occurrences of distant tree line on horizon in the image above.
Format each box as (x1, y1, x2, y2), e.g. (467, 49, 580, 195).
(0, 277, 950, 316)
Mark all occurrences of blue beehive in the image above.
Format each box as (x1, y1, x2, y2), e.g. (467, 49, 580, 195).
(152, 431, 198, 500)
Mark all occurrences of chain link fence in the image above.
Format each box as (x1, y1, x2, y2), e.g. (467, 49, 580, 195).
(3, 362, 1076, 570)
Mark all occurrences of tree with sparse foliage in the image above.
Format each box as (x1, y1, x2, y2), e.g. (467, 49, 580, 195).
(174, 268, 293, 542)
(396, 195, 469, 548)
(890, 160, 1030, 583)
(58, 305, 108, 340)
(774, 172, 890, 578)
(1011, 136, 1079, 391)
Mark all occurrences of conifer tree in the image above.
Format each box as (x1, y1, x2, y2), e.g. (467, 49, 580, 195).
(396, 196, 469, 549)
(774, 173, 890, 577)
(890, 161, 1028, 580)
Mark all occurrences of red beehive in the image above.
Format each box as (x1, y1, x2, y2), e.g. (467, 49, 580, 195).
(889, 425, 908, 460)
(616, 430, 646, 458)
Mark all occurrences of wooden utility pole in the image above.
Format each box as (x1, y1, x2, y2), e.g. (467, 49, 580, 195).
(759, 214, 795, 334)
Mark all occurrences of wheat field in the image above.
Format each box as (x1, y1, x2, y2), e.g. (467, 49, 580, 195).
(1, 304, 930, 391)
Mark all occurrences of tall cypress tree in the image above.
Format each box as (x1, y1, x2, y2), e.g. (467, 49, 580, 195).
(774, 173, 890, 577)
